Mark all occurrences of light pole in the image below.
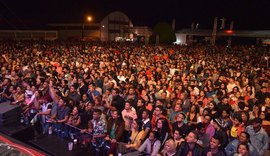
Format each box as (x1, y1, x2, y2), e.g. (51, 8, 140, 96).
(82, 16, 92, 39)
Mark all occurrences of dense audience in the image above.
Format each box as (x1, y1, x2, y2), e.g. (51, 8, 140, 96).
(0, 40, 270, 156)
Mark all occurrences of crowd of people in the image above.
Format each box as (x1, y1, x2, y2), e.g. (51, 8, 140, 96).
(0, 40, 269, 156)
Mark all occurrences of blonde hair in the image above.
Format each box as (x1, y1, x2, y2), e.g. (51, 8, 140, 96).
(162, 139, 176, 154)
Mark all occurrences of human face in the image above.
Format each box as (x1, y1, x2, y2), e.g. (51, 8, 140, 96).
(112, 90, 117, 97)
(155, 108, 161, 116)
(210, 138, 220, 149)
(238, 133, 248, 143)
(212, 121, 219, 130)
(157, 120, 163, 129)
(111, 111, 119, 119)
(164, 141, 173, 153)
(58, 98, 65, 107)
(174, 104, 180, 112)
(73, 107, 78, 114)
(132, 120, 138, 129)
(238, 144, 248, 155)
(177, 114, 184, 123)
(137, 100, 143, 107)
(149, 132, 155, 141)
(209, 103, 214, 110)
(142, 111, 148, 119)
(204, 116, 211, 124)
(185, 132, 196, 143)
(125, 102, 131, 110)
(93, 111, 100, 120)
(174, 131, 181, 140)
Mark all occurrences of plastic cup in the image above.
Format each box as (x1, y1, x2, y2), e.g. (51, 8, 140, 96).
(68, 142, 73, 151)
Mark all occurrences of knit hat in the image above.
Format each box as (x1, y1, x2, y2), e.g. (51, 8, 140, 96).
(213, 118, 227, 129)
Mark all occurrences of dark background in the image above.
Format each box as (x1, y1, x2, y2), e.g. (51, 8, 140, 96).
(0, 0, 269, 30)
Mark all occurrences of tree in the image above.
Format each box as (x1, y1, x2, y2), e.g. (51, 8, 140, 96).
(150, 22, 176, 44)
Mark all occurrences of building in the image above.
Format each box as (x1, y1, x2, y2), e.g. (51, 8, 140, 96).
(0, 11, 152, 41)
(48, 11, 152, 41)
(175, 29, 270, 45)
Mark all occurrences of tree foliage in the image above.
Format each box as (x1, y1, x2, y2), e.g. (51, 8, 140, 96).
(150, 22, 176, 44)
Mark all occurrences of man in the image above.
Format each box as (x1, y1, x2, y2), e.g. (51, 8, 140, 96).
(141, 110, 151, 141)
(204, 135, 226, 156)
(110, 88, 125, 112)
(90, 109, 107, 154)
(172, 112, 190, 137)
(121, 100, 137, 142)
(225, 131, 259, 156)
(48, 80, 70, 134)
(105, 110, 125, 155)
(246, 117, 269, 156)
(175, 131, 204, 156)
(124, 87, 138, 107)
(68, 85, 81, 106)
(87, 83, 100, 104)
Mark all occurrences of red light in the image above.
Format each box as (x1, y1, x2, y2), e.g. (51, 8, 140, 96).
(226, 30, 233, 34)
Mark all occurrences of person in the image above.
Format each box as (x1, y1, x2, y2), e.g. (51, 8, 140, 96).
(151, 106, 171, 131)
(172, 113, 189, 137)
(225, 131, 259, 156)
(138, 131, 161, 156)
(169, 104, 182, 123)
(160, 139, 177, 156)
(105, 110, 125, 155)
(232, 142, 250, 156)
(90, 108, 107, 155)
(122, 100, 138, 143)
(118, 119, 144, 154)
(67, 106, 81, 127)
(35, 99, 52, 134)
(173, 129, 185, 149)
(141, 110, 152, 141)
(48, 80, 70, 134)
(196, 122, 210, 148)
(154, 118, 171, 148)
(245, 117, 269, 156)
(175, 131, 204, 156)
(203, 114, 215, 139)
(230, 116, 245, 141)
(110, 88, 125, 112)
(212, 118, 228, 149)
(203, 135, 226, 156)
(186, 104, 199, 131)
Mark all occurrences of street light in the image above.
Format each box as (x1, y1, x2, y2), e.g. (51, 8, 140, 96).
(82, 16, 92, 39)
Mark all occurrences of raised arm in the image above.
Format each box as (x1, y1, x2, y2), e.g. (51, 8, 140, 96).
(49, 80, 59, 103)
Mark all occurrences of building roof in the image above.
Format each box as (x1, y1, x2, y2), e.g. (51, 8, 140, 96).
(176, 29, 270, 38)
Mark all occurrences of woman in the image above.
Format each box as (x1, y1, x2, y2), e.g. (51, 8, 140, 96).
(197, 90, 208, 108)
(249, 105, 261, 120)
(118, 119, 145, 154)
(208, 102, 219, 118)
(67, 106, 81, 127)
(136, 99, 146, 120)
(232, 142, 249, 156)
(155, 118, 171, 148)
(173, 129, 185, 149)
(186, 105, 199, 131)
(11, 86, 25, 105)
(160, 139, 177, 156)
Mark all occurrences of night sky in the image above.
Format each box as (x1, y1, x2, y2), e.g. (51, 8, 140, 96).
(0, 0, 270, 30)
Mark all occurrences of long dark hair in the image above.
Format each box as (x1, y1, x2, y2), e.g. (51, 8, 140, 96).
(156, 118, 170, 134)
